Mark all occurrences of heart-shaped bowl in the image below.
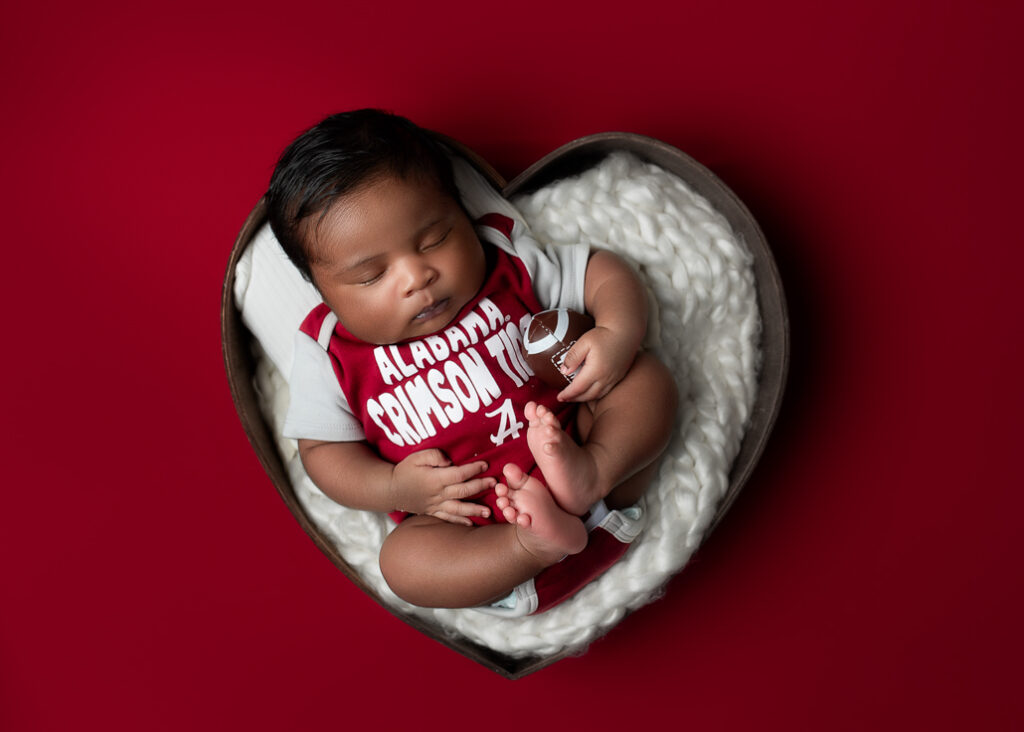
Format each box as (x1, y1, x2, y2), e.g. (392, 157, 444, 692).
(221, 131, 788, 678)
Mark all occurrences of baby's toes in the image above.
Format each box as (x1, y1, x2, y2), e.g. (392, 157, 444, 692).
(537, 404, 559, 428)
(543, 424, 561, 440)
(501, 462, 528, 488)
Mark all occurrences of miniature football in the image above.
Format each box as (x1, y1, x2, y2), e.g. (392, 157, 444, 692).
(522, 308, 595, 388)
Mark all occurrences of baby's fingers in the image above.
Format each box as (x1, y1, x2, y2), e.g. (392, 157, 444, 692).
(439, 460, 489, 486)
(557, 374, 588, 402)
(435, 497, 491, 523)
(445, 476, 497, 499)
(559, 372, 611, 403)
(559, 337, 591, 376)
(558, 363, 603, 401)
(429, 511, 474, 526)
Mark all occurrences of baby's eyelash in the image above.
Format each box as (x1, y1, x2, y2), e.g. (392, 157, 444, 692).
(422, 228, 451, 250)
(359, 271, 384, 285)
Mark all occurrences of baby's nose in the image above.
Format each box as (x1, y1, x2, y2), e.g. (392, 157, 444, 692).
(402, 257, 437, 295)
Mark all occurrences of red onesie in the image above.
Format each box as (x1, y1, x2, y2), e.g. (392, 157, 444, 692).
(287, 213, 640, 614)
(298, 230, 576, 524)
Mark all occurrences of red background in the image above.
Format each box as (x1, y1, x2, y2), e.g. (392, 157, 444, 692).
(3, 0, 1022, 729)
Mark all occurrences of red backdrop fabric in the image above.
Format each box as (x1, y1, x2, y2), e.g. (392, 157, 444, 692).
(3, 1, 1022, 729)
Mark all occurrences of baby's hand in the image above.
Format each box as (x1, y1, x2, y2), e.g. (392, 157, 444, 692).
(556, 326, 637, 403)
(389, 449, 495, 526)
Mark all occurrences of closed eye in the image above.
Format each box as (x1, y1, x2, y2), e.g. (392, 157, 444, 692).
(357, 270, 385, 286)
(421, 228, 451, 251)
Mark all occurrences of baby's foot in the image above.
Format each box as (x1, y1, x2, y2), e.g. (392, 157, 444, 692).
(525, 401, 603, 516)
(495, 463, 587, 563)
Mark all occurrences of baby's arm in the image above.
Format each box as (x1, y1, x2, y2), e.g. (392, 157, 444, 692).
(519, 251, 677, 515)
(298, 440, 495, 525)
(557, 249, 648, 402)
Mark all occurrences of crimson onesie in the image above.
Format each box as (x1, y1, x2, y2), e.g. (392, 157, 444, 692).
(298, 232, 578, 525)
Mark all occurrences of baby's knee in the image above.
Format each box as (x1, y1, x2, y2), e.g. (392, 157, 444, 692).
(378, 524, 424, 604)
(628, 351, 679, 411)
(378, 517, 456, 606)
(585, 352, 677, 449)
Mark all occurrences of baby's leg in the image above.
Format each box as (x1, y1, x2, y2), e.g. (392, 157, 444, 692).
(528, 351, 678, 515)
(379, 481, 586, 608)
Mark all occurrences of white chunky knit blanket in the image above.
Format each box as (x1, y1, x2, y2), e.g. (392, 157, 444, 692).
(234, 151, 760, 658)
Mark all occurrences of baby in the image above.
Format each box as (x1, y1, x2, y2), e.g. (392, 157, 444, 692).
(268, 110, 677, 609)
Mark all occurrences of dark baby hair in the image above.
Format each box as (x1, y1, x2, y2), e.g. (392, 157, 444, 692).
(265, 109, 461, 282)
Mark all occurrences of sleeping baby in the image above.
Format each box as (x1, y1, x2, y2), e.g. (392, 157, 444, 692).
(267, 109, 677, 609)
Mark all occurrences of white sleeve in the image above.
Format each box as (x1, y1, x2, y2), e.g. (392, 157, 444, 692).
(510, 232, 589, 313)
(282, 331, 366, 442)
(474, 215, 589, 312)
(451, 155, 589, 312)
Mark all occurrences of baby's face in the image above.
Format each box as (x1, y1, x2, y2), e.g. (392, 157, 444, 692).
(308, 174, 486, 345)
